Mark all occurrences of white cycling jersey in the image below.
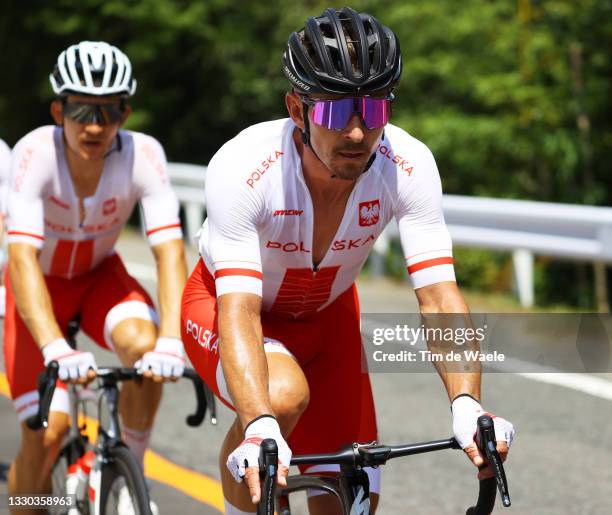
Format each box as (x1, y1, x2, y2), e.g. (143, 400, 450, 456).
(7, 126, 182, 279)
(0, 138, 11, 216)
(199, 119, 455, 318)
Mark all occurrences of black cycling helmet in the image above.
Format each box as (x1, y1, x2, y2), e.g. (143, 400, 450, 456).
(283, 7, 402, 95)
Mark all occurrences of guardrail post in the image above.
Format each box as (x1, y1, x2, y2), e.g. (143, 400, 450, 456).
(595, 227, 611, 312)
(370, 229, 390, 278)
(594, 261, 610, 313)
(184, 202, 204, 243)
(512, 249, 534, 308)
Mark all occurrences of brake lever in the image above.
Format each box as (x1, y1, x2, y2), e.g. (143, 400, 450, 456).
(26, 361, 59, 430)
(257, 438, 278, 515)
(477, 415, 511, 507)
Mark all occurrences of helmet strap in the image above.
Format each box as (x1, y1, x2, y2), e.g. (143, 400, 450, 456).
(300, 101, 312, 147)
(104, 133, 123, 158)
(300, 101, 322, 163)
(360, 130, 384, 173)
(300, 100, 378, 177)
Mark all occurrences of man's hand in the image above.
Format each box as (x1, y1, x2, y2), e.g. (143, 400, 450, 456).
(226, 415, 291, 504)
(135, 336, 185, 382)
(41, 338, 97, 384)
(451, 395, 515, 479)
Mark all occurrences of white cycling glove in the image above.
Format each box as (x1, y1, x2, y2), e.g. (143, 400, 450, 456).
(227, 415, 292, 483)
(135, 336, 185, 378)
(451, 395, 515, 450)
(41, 338, 97, 382)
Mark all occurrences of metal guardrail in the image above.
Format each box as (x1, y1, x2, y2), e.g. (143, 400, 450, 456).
(167, 163, 612, 309)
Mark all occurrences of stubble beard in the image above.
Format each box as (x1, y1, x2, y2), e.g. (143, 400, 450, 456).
(326, 156, 370, 180)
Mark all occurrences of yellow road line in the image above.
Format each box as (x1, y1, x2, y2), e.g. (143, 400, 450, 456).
(0, 371, 224, 513)
(0, 372, 9, 397)
(145, 450, 225, 511)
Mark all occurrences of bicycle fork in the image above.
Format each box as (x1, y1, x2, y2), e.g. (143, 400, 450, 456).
(88, 381, 123, 515)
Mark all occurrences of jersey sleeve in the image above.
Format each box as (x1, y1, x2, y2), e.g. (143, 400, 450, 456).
(393, 144, 456, 289)
(201, 144, 264, 297)
(0, 139, 11, 216)
(6, 138, 49, 249)
(132, 134, 183, 246)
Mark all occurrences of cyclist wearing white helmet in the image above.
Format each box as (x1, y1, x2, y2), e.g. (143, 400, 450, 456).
(0, 138, 10, 219)
(4, 41, 187, 514)
(49, 41, 137, 97)
(0, 138, 11, 314)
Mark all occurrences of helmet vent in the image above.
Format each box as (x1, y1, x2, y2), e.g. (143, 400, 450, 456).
(282, 8, 402, 95)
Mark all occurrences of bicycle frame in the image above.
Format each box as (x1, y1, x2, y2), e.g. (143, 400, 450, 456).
(94, 369, 133, 449)
(278, 467, 372, 515)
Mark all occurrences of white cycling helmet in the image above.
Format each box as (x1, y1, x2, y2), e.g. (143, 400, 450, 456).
(50, 41, 136, 97)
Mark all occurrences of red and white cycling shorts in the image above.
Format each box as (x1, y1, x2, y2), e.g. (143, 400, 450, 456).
(181, 260, 380, 493)
(3, 254, 157, 422)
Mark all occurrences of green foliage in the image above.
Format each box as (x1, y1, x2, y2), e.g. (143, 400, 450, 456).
(453, 247, 512, 292)
(534, 259, 597, 309)
(1, 0, 610, 306)
(2, 0, 609, 200)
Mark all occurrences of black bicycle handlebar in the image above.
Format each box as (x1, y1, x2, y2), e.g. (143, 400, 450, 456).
(182, 368, 215, 427)
(25, 362, 216, 430)
(257, 415, 510, 514)
(257, 439, 278, 515)
(25, 361, 59, 430)
(475, 414, 511, 508)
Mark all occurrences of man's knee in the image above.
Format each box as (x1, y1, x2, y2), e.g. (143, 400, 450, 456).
(111, 318, 157, 365)
(270, 373, 309, 419)
(267, 355, 310, 430)
(18, 412, 68, 467)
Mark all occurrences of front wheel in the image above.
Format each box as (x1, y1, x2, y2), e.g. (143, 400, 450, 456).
(98, 445, 151, 515)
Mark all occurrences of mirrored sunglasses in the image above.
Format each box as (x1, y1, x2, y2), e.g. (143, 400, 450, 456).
(302, 95, 393, 131)
(62, 101, 125, 125)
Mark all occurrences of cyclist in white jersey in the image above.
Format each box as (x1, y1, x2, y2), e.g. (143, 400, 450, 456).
(0, 138, 10, 314)
(182, 8, 514, 515)
(0, 138, 10, 222)
(4, 42, 187, 513)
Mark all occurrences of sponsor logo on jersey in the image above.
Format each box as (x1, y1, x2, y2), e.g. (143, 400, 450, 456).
(246, 150, 284, 188)
(266, 240, 311, 253)
(376, 144, 414, 176)
(14, 148, 34, 193)
(358, 200, 380, 227)
(45, 217, 121, 234)
(141, 143, 167, 182)
(331, 234, 375, 251)
(102, 198, 117, 215)
(49, 195, 70, 209)
(273, 209, 303, 217)
(267, 235, 375, 253)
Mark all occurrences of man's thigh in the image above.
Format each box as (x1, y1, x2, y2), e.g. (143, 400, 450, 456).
(80, 254, 158, 352)
(281, 285, 380, 495)
(284, 286, 378, 455)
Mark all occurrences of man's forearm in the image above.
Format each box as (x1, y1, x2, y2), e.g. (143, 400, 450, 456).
(153, 239, 188, 338)
(8, 244, 63, 349)
(418, 282, 481, 403)
(440, 369, 481, 402)
(218, 296, 272, 430)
